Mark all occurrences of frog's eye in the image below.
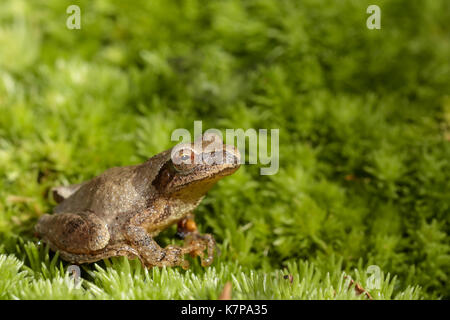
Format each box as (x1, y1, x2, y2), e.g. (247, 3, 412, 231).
(171, 144, 197, 174)
(172, 148, 194, 164)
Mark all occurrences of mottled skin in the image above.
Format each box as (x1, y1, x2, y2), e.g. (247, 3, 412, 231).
(35, 134, 240, 268)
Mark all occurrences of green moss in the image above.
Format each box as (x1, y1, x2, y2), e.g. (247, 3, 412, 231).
(0, 0, 449, 299)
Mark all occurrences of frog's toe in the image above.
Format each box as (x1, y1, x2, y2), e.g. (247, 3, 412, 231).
(183, 233, 216, 266)
(201, 255, 214, 267)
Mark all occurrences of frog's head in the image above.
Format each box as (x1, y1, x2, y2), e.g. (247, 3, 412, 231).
(152, 133, 241, 199)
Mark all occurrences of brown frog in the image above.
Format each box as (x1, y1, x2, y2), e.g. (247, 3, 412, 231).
(35, 133, 240, 268)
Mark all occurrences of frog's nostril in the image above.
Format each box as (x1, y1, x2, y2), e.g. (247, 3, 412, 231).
(223, 145, 241, 166)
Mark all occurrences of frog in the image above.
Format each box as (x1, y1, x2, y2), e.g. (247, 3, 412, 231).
(35, 133, 240, 269)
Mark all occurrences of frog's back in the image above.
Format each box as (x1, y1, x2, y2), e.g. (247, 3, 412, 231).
(53, 150, 171, 222)
(53, 165, 151, 222)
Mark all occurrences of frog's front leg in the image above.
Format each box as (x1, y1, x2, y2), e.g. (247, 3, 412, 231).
(124, 224, 191, 268)
(177, 213, 216, 267)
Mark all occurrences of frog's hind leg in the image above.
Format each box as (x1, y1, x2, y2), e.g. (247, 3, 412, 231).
(56, 243, 141, 265)
(52, 183, 85, 203)
(35, 211, 110, 254)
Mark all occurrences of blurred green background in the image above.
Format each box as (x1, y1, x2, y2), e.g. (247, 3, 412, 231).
(0, 0, 449, 299)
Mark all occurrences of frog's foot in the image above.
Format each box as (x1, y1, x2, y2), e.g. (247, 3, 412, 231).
(52, 183, 85, 203)
(183, 233, 216, 267)
(177, 214, 216, 267)
(124, 225, 187, 269)
(125, 225, 210, 269)
(149, 238, 214, 269)
(176, 214, 199, 239)
(35, 212, 110, 254)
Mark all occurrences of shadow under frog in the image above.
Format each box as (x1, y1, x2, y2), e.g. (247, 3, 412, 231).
(35, 134, 240, 269)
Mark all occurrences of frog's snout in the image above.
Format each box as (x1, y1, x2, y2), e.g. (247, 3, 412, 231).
(223, 144, 241, 168)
